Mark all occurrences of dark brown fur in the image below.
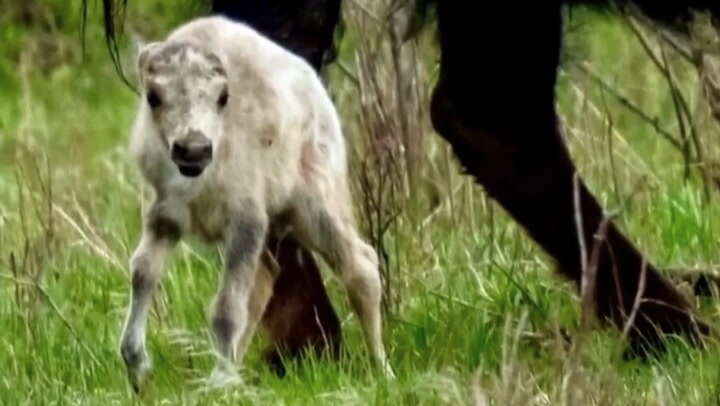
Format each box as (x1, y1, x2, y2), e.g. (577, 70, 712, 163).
(261, 235, 341, 375)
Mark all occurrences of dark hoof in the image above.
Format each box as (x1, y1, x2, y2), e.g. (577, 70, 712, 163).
(263, 348, 288, 377)
(621, 303, 712, 360)
(670, 269, 720, 297)
(262, 340, 341, 377)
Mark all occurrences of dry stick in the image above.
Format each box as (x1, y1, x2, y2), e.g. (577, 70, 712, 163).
(658, 40, 711, 200)
(352, 0, 430, 311)
(628, 9, 696, 64)
(582, 218, 612, 329)
(348, 0, 383, 23)
(563, 78, 660, 181)
(621, 259, 648, 343)
(623, 17, 694, 174)
(0, 273, 102, 367)
(573, 173, 589, 316)
(620, 266, 708, 344)
(660, 31, 695, 63)
(386, 0, 412, 18)
(573, 62, 684, 153)
(642, 298, 709, 342)
(657, 41, 711, 202)
(573, 53, 668, 326)
(624, 8, 694, 64)
(598, 85, 623, 205)
(336, 60, 360, 87)
(627, 16, 710, 199)
(355, 37, 401, 313)
(650, 30, 697, 180)
(573, 171, 597, 332)
(624, 298, 707, 349)
(387, 5, 421, 307)
(660, 46, 694, 181)
(574, 168, 622, 332)
(575, 191, 615, 328)
(604, 176, 650, 325)
(624, 16, 672, 76)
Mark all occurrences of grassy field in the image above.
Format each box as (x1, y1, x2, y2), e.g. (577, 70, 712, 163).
(3, 1, 720, 404)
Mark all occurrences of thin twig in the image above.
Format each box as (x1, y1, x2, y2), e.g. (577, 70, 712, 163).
(621, 259, 647, 341)
(573, 62, 684, 152)
(573, 173, 588, 282)
(627, 8, 695, 63)
(582, 217, 613, 328)
(598, 85, 622, 205)
(348, 0, 383, 23)
(336, 60, 360, 87)
(626, 14, 710, 197)
(659, 30, 695, 63)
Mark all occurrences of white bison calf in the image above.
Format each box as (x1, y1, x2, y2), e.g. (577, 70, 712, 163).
(119, 16, 391, 389)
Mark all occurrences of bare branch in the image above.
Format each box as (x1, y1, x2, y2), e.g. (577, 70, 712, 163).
(572, 62, 684, 152)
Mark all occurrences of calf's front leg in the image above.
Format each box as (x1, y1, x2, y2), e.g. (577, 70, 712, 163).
(208, 207, 268, 386)
(120, 202, 186, 393)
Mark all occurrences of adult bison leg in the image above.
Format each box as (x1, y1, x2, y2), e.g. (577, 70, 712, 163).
(212, 0, 343, 371)
(431, 3, 709, 353)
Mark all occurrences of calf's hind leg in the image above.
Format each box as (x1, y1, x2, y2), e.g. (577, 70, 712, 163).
(232, 254, 277, 366)
(290, 190, 393, 377)
(207, 206, 268, 386)
(232, 235, 343, 376)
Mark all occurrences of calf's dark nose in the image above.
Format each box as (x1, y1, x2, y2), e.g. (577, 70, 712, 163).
(171, 132, 212, 163)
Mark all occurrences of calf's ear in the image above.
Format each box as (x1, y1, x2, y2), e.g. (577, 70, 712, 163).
(136, 41, 162, 78)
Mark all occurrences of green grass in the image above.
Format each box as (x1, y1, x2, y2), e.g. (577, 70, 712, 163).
(2, 1, 720, 404)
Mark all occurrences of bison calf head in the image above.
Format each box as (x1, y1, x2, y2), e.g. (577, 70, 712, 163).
(137, 41, 229, 177)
